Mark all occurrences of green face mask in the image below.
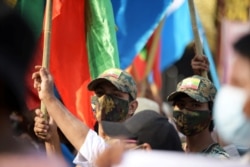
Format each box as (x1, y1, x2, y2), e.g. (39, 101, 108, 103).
(173, 109, 211, 136)
(94, 94, 129, 122)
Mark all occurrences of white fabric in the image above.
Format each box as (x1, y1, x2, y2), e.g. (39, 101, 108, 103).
(223, 144, 240, 158)
(114, 150, 249, 167)
(73, 129, 107, 167)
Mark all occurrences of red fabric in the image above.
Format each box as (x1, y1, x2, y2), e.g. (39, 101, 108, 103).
(146, 33, 162, 89)
(26, 0, 96, 128)
(151, 39, 162, 89)
(132, 53, 147, 82)
(25, 35, 43, 111)
(130, 31, 162, 90)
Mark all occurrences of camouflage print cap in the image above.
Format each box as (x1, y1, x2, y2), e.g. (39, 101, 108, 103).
(88, 68, 137, 100)
(167, 75, 217, 103)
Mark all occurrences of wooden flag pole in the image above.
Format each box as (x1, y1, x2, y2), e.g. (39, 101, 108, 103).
(41, 0, 62, 157)
(41, 0, 53, 121)
(188, 0, 208, 78)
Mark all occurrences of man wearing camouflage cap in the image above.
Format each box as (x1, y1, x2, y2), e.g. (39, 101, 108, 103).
(32, 67, 138, 166)
(88, 68, 138, 123)
(167, 75, 229, 159)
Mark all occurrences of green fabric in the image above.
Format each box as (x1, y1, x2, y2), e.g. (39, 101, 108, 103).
(86, 0, 120, 79)
(139, 47, 147, 61)
(15, 0, 45, 40)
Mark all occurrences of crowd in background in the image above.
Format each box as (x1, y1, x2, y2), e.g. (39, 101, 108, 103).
(1, 0, 250, 167)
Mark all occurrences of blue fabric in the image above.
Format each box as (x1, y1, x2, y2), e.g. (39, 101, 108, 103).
(160, 0, 193, 72)
(160, 0, 220, 89)
(61, 143, 75, 167)
(111, 0, 173, 69)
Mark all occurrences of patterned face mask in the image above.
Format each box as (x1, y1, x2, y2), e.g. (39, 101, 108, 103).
(173, 109, 211, 136)
(94, 94, 129, 122)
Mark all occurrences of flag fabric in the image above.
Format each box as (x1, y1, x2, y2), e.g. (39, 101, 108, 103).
(130, 48, 148, 83)
(160, 0, 192, 72)
(49, 0, 95, 127)
(111, 0, 172, 70)
(128, 28, 162, 98)
(151, 38, 162, 90)
(160, 0, 220, 89)
(16, 0, 119, 129)
(15, 0, 45, 40)
(86, 0, 120, 79)
(144, 28, 162, 90)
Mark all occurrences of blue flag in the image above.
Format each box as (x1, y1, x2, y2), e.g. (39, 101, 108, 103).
(160, 0, 193, 71)
(111, 0, 172, 69)
(160, 0, 220, 89)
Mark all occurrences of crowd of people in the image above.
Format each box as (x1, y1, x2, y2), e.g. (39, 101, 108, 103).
(1, 0, 250, 167)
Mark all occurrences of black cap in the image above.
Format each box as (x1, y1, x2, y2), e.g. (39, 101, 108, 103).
(0, 2, 35, 112)
(101, 110, 183, 151)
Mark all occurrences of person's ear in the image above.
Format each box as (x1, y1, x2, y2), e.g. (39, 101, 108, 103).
(128, 100, 138, 115)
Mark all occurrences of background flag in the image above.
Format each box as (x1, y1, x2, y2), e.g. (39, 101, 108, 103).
(16, 0, 119, 128)
(86, 0, 120, 79)
(111, 0, 172, 69)
(160, 0, 220, 89)
(160, 0, 192, 72)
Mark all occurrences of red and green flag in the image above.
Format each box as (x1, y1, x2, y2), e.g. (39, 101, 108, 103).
(130, 28, 162, 92)
(14, 0, 119, 128)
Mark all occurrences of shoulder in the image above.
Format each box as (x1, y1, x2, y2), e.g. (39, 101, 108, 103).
(203, 143, 230, 159)
(74, 129, 108, 166)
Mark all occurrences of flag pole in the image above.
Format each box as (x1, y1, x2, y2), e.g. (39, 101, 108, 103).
(41, 0, 62, 156)
(41, 0, 52, 120)
(188, 0, 207, 78)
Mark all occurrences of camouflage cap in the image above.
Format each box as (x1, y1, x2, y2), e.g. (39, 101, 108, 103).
(88, 68, 137, 100)
(167, 75, 217, 103)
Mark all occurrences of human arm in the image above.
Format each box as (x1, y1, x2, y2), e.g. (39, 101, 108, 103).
(32, 66, 90, 152)
(33, 108, 62, 156)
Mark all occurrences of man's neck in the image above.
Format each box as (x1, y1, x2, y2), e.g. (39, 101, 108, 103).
(185, 130, 215, 153)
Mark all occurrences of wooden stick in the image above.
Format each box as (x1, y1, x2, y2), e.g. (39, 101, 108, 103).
(41, 0, 62, 157)
(41, 0, 53, 121)
(188, 0, 207, 78)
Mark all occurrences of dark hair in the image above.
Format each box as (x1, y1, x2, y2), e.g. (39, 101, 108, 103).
(233, 34, 250, 59)
(135, 119, 183, 151)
